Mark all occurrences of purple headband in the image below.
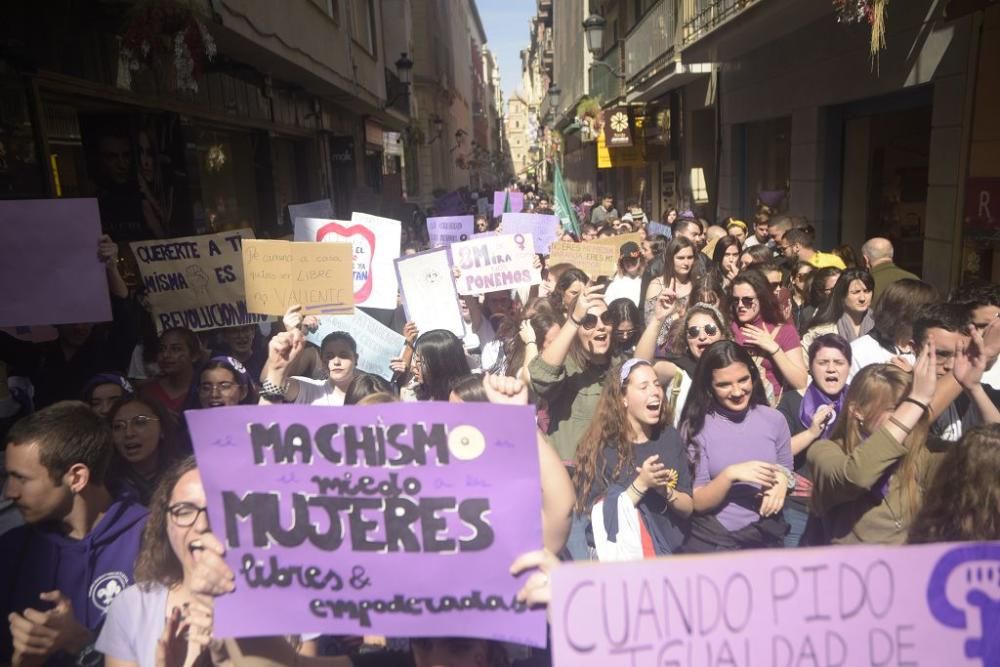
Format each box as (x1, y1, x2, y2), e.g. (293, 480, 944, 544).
(620, 358, 651, 385)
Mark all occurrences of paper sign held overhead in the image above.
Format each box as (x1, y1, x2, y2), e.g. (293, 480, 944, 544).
(0, 198, 112, 327)
(241, 240, 353, 316)
(131, 229, 266, 334)
(451, 233, 540, 296)
(294, 214, 401, 311)
(547, 241, 617, 279)
(395, 248, 466, 338)
(493, 191, 524, 217)
(500, 213, 560, 255)
(426, 216, 474, 247)
(307, 310, 404, 381)
(186, 402, 546, 645)
(288, 199, 334, 225)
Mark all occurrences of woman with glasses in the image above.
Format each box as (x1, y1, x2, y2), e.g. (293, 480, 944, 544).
(680, 341, 793, 552)
(573, 359, 694, 560)
(635, 300, 730, 427)
(108, 396, 182, 505)
(801, 268, 875, 352)
(643, 237, 701, 355)
(730, 269, 809, 404)
(190, 356, 256, 409)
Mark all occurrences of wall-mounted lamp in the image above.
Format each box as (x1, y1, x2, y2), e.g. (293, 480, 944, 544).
(384, 52, 414, 109)
(428, 114, 445, 144)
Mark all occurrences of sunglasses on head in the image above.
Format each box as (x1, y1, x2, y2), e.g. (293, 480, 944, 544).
(686, 323, 719, 339)
(735, 296, 758, 308)
(580, 312, 613, 330)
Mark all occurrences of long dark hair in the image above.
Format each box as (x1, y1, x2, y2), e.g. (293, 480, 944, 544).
(807, 266, 843, 310)
(573, 361, 668, 513)
(606, 297, 641, 354)
(712, 235, 742, 265)
(414, 330, 471, 401)
(134, 456, 198, 587)
(661, 236, 702, 286)
(730, 268, 784, 325)
(679, 341, 769, 472)
(808, 268, 874, 328)
(548, 268, 589, 314)
(496, 302, 564, 377)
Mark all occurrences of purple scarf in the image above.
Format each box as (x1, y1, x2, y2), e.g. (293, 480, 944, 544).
(799, 382, 847, 440)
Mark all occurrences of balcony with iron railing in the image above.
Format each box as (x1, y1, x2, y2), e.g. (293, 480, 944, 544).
(681, 0, 759, 47)
(624, 0, 678, 82)
(384, 68, 410, 116)
(590, 48, 624, 105)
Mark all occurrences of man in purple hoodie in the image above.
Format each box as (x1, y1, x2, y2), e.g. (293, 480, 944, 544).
(1, 402, 148, 667)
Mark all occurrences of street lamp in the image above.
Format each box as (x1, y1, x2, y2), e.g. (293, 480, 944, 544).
(395, 52, 413, 85)
(547, 84, 561, 113)
(582, 14, 607, 56)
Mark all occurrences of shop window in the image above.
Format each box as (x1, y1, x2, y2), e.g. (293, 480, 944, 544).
(185, 124, 261, 235)
(740, 116, 791, 208)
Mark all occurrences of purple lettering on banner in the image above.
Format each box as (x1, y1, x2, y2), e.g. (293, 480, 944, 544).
(0, 198, 112, 327)
(187, 403, 546, 646)
(493, 191, 524, 217)
(550, 541, 1000, 666)
(501, 213, 560, 254)
(426, 216, 474, 247)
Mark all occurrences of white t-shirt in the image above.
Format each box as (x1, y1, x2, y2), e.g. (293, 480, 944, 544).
(96, 584, 168, 667)
(604, 274, 642, 307)
(292, 376, 346, 406)
(848, 334, 914, 382)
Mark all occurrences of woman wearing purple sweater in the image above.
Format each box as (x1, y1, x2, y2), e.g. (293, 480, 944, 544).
(680, 341, 794, 551)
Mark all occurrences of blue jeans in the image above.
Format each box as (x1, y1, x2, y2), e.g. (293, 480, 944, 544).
(784, 503, 809, 548)
(563, 514, 594, 561)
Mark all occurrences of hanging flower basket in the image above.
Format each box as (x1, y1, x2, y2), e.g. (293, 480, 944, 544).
(833, 0, 888, 61)
(120, 0, 217, 94)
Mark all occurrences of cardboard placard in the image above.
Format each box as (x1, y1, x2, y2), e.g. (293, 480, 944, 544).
(242, 240, 353, 316)
(548, 241, 618, 279)
(131, 229, 267, 333)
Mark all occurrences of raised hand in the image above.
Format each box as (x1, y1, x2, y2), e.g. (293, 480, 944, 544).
(571, 283, 606, 323)
(740, 324, 779, 355)
(482, 373, 528, 405)
(909, 338, 937, 404)
(265, 329, 306, 378)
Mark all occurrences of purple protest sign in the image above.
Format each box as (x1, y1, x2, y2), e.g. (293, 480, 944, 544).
(426, 215, 474, 247)
(550, 541, 1000, 666)
(0, 198, 111, 327)
(187, 403, 546, 646)
(501, 213, 560, 254)
(493, 191, 524, 217)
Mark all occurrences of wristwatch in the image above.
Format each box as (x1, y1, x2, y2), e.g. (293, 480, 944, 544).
(260, 378, 289, 403)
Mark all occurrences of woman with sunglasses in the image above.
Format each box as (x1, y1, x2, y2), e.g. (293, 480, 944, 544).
(573, 359, 694, 560)
(529, 283, 616, 463)
(680, 341, 793, 552)
(730, 269, 809, 404)
(798, 266, 843, 332)
(606, 298, 642, 357)
(643, 237, 701, 354)
(800, 268, 875, 352)
(108, 396, 183, 505)
(774, 334, 852, 546)
(636, 299, 730, 427)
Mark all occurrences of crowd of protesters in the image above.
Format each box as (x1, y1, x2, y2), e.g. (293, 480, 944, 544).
(2, 196, 999, 667)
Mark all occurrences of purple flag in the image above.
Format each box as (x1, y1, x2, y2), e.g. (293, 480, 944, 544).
(187, 403, 546, 646)
(0, 198, 111, 327)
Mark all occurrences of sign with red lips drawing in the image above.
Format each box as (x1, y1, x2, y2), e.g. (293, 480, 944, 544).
(294, 213, 401, 310)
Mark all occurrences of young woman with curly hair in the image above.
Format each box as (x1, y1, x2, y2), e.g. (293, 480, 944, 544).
(908, 424, 1000, 543)
(573, 359, 693, 560)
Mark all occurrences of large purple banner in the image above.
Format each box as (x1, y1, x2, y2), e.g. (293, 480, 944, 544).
(550, 541, 1000, 666)
(187, 403, 546, 646)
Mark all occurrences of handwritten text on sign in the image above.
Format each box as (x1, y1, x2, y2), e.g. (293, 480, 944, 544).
(451, 234, 539, 296)
(548, 241, 617, 279)
(186, 403, 546, 646)
(550, 541, 1000, 666)
(427, 216, 473, 247)
(131, 229, 267, 334)
(242, 240, 353, 316)
(307, 310, 405, 381)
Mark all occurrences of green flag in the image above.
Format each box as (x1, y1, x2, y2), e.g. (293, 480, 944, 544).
(553, 163, 581, 237)
(503, 190, 512, 213)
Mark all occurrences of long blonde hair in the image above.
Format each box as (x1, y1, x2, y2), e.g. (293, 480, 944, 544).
(827, 364, 930, 517)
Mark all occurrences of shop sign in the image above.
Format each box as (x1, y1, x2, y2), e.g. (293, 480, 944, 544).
(963, 177, 1000, 239)
(596, 122, 646, 169)
(329, 136, 354, 165)
(603, 106, 633, 148)
(365, 119, 384, 148)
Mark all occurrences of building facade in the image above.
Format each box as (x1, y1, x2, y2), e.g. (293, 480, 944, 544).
(0, 0, 416, 243)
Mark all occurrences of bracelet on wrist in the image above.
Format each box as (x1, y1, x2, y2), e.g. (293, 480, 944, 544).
(629, 481, 645, 497)
(569, 314, 584, 327)
(888, 415, 913, 435)
(901, 397, 929, 413)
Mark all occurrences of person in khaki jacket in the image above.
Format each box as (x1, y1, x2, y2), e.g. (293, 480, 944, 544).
(808, 325, 996, 545)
